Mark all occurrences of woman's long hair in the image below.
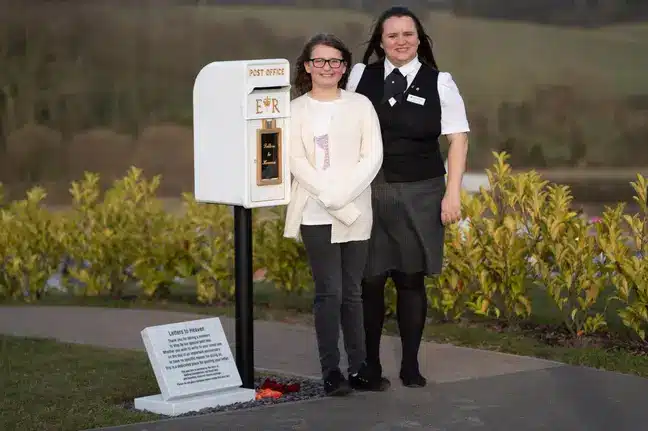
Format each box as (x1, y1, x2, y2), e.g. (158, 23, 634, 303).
(293, 33, 352, 98)
(361, 6, 438, 70)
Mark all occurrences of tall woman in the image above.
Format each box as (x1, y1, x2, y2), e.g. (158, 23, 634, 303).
(346, 6, 470, 388)
(283, 33, 386, 395)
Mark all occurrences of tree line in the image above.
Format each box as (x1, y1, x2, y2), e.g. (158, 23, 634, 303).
(12, 0, 648, 26)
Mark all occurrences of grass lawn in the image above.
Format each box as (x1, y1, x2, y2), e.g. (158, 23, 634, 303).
(0, 332, 313, 431)
(0, 335, 161, 431)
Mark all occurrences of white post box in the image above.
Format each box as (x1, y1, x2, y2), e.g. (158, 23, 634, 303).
(192, 59, 291, 208)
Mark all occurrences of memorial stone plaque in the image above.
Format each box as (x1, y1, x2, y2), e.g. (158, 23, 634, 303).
(134, 317, 255, 416)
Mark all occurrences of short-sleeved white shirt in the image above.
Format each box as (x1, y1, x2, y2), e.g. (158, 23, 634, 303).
(345, 56, 470, 135)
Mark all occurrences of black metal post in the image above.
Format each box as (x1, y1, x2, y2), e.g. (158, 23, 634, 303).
(234, 205, 254, 389)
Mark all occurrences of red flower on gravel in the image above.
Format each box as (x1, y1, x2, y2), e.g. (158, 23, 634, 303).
(255, 388, 282, 400)
(259, 378, 300, 394)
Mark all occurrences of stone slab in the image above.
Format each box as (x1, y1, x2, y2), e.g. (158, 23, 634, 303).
(133, 388, 256, 416)
(139, 317, 240, 401)
(90, 365, 648, 431)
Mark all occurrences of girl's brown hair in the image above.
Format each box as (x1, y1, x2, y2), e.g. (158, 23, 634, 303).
(293, 33, 352, 98)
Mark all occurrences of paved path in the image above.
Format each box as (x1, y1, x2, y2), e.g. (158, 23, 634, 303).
(0, 306, 557, 382)
(100, 367, 648, 431)
(2, 306, 648, 431)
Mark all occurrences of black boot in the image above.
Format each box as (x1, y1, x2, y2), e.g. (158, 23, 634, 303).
(394, 271, 428, 388)
(361, 274, 391, 386)
(323, 369, 352, 396)
(349, 362, 391, 391)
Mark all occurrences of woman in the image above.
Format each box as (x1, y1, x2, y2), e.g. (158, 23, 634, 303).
(283, 33, 386, 396)
(346, 6, 470, 388)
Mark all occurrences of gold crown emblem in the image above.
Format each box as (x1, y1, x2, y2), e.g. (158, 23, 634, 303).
(263, 96, 271, 107)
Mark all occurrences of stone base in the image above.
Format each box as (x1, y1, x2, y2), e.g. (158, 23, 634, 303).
(134, 387, 256, 416)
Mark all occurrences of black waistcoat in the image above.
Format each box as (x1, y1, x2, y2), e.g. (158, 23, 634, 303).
(355, 61, 445, 183)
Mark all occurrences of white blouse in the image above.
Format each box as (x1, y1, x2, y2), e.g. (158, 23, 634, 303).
(301, 96, 337, 226)
(345, 56, 470, 136)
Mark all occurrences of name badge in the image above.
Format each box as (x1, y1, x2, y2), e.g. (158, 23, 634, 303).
(388, 97, 397, 107)
(407, 94, 426, 105)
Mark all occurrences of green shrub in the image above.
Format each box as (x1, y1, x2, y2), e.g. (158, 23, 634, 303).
(458, 153, 539, 323)
(0, 187, 64, 300)
(2, 154, 648, 347)
(253, 207, 312, 295)
(60, 168, 173, 298)
(428, 152, 611, 335)
(182, 193, 235, 304)
(528, 184, 608, 336)
(596, 175, 648, 340)
(426, 194, 478, 322)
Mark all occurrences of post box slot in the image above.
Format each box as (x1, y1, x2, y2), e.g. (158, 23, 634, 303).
(248, 85, 288, 93)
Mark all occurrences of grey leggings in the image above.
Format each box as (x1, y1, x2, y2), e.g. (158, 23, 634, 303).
(300, 224, 368, 378)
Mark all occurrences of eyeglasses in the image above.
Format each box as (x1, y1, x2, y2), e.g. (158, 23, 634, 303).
(309, 58, 344, 69)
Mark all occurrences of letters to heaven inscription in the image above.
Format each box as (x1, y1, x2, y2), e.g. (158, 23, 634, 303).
(141, 317, 241, 400)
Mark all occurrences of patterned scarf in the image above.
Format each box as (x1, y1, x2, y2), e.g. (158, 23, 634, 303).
(314, 134, 330, 170)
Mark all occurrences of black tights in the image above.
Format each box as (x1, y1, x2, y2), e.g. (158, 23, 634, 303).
(361, 270, 427, 377)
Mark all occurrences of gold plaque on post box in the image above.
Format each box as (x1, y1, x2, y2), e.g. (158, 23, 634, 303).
(257, 119, 282, 186)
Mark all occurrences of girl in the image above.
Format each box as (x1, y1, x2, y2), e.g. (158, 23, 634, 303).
(283, 33, 387, 396)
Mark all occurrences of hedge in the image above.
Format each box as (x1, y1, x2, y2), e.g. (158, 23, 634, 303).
(2, 152, 648, 343)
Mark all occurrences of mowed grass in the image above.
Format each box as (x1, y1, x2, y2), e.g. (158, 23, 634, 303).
(0, 330, 304, 431)
(0, 335, 161, 431)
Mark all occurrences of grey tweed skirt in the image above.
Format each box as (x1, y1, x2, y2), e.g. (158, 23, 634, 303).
(364, 172, 446, 278)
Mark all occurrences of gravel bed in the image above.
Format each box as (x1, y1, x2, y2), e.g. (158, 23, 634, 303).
(123, 374, 325, 417)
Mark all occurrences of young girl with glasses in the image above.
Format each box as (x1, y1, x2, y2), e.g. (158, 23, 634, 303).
(283, 33, 388, 396)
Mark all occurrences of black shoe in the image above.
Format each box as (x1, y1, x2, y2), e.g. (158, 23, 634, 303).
(349, 363, 391, 392)
(323, 369, 352, 396)
(399, 369, 427, 388)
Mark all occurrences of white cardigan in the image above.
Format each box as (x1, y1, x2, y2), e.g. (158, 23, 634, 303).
(283, 90, 383, 243)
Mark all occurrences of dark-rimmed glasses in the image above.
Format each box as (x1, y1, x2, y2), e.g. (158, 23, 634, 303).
(309, 58, 344, 69)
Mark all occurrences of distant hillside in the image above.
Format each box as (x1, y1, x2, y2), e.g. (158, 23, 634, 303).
(451, 0, 648, 27)
(198, 0, 648, 27)
(17, 0, 648, 27)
